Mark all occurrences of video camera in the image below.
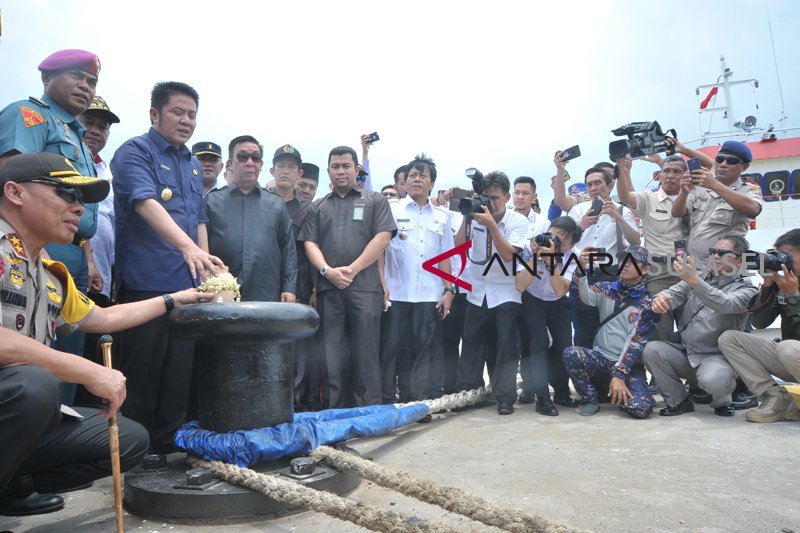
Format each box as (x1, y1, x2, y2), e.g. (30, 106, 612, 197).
(458, 168, 492, 216)
(747, 249, 794, 272)
(608, 121, 677, 160)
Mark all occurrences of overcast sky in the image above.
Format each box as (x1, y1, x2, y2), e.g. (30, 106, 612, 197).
(1, 0, 798, 204)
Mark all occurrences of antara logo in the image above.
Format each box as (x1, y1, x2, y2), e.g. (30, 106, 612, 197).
(422, 241, 473, 292)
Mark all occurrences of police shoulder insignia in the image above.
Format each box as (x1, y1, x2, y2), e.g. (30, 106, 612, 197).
(19, 106, 47, 128)
(7, 234, 27, 259)
(46, 278, 63, 305)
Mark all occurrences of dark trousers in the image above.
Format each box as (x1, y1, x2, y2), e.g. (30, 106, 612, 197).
(563, 346, 655, 419)
(441, 292, 467, 394)
(380, 301, 444, 403)
(571, 287, 600, 348)
(317, 289, 383, 408)
(456, 299, 520, 405)
(0, 366, 148, 493)
(520, 293, 572, 399)
(115, 288, 194, 453)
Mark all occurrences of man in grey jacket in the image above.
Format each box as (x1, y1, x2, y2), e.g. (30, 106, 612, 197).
(645, 234, 758, 417)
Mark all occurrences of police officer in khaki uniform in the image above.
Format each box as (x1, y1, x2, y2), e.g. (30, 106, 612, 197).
(0, 153, 210, 516)
(672, 140, 763, 264)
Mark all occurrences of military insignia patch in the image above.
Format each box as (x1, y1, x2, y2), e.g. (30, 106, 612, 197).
(16, 314, 25, 331)
(7, 234, 27, 258)
(192, 169, 198, 175)
(19, 106, 46, 128)
(283, 144, 295, 153)
(46, 278, 63, 304)
(9, 268, 24, 290)
(161, 188, 173, 201)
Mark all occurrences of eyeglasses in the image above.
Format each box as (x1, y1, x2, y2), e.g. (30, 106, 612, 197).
(235, 152, 263, 163)
(708, 248, 742, 258)
(26, 180, 85, 205)
(382, 192, 398, 198)
(715, 155, 743, 165)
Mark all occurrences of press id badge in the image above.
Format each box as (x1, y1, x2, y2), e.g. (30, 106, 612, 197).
(353, 202, 366, 221)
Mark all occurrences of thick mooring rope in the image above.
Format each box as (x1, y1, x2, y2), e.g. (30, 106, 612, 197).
(310, 446, 586, 533)
(416, 385, 492, 413)
(188, 457, 459, 533)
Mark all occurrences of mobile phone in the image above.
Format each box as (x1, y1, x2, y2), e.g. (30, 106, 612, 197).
(687, 157, 701, 172)
(561, 145, 581, 162)
(367, 132, 380, 144)
(590, 196, 604, 216)
(674, 239, 687, 260)
(437, 306, 445, 320)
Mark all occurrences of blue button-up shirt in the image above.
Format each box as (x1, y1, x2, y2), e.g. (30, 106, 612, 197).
(111, 128, 207, 292)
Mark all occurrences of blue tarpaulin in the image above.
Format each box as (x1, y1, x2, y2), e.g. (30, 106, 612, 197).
(174, 403, 430, 467)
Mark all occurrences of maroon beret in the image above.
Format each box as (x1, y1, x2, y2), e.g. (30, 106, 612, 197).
(38, 49, 101, 76)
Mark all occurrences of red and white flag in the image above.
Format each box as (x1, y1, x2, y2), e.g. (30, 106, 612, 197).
(700, 87, 719, 109)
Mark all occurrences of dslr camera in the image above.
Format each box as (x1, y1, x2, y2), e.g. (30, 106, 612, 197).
(747, 249, 794, 272)
(608, 121, 677, 160)
(534, 232, 562, 250)
(458, 168, 492, 216)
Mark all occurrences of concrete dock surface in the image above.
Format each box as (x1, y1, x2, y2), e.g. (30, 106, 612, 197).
(3, 397, 799, 533)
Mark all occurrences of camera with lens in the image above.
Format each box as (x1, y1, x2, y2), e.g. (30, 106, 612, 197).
(534, 232, 562, 250)
(608, 121, 677, 160)
(458, 167, 492, 216)
(747, 249, 794, 272)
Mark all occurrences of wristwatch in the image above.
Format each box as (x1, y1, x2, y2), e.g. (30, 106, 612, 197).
(320, 265, 330, 277)
(443, 287, 456, 295)
(786, 293, 800, 305)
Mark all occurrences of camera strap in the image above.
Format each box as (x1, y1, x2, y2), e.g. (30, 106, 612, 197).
(615, 204, 625, 252)
(465, 217, 493, 265)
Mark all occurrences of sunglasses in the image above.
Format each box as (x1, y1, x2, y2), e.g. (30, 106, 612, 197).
(708, 248, 742, 258)
(27, 180, 85, 205)
(715, 155, 743, 165)
(235, 152, 263, 163)
(382, 192, 398, 198)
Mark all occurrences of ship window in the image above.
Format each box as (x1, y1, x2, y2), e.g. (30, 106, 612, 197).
(763, 171, 789, 202)
(791, 170, 800, 200)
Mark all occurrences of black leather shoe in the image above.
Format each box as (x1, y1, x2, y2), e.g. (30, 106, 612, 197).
(714, 404, 735, 417)
(416, 414, 433, 423)
(497, 403, 514, 415)
(731, 391, 758, 410)
(690, 387, 713, 405)
(659, 397, 695, 416)
(535, 396, 559, 416)
(0, 480, 64, 517)
(518, 392, 535, 404)
(553, 395, 580, 408)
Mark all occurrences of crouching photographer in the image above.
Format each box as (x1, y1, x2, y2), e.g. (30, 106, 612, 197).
(453, 171, 528, 415)
(719, 229, 800, 423)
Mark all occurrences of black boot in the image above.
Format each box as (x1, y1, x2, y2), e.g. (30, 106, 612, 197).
(0, 475, 64, 516)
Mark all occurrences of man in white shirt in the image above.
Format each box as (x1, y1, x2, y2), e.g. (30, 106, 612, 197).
(512, 176, 550, 403)
(454, 171, 529, 415)
(566, 164, 640, 349)
(380, 155, 454, 409)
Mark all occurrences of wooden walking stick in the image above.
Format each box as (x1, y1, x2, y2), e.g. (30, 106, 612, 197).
(100, 334, 124, 533)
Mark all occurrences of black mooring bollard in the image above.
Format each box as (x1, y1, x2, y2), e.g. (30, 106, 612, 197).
(168, 302, 319, 432)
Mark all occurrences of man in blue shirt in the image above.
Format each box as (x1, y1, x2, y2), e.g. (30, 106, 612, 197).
(110, 81, 224, 452)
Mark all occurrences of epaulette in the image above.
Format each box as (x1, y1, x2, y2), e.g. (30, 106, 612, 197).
(28, 96, 48, 107)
